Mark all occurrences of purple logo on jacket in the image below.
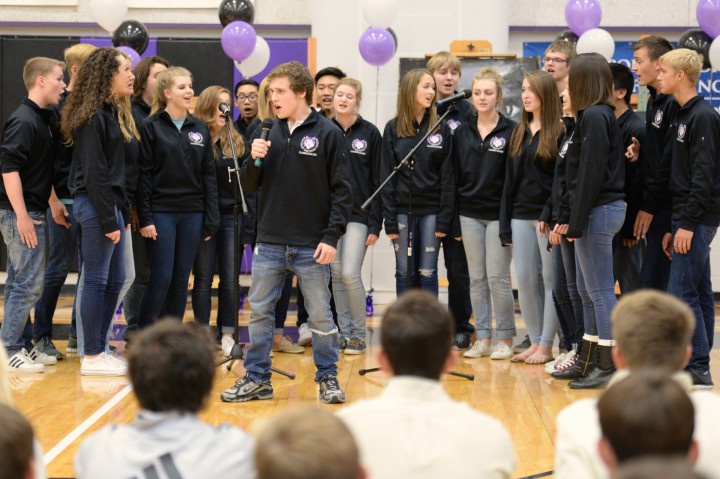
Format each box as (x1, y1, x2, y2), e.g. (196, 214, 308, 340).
(188, 131, 204, 146)
(488, 136, 506, 152)
(447, 119, 461, 132)
(677, 123, 687, 142)
(300, 135, 319, 156)
(427, 133, 443, 148)
(351, 138, 367, 154)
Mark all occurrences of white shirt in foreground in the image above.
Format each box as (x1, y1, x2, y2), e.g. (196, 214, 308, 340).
(338, 376, 516, 479)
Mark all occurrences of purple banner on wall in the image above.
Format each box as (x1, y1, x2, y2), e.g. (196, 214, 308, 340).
(232, 38, 308, 121)
(80, 36, 158, 58)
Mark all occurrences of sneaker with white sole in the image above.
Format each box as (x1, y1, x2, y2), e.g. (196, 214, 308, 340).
(298, 323, 312, 347)
(555, 350, 577, 371)
(221, 335, 234, 357)
(463, 341, 491, 358)
(490, 342, 513, 360)
(81, 352, 127, 376)
(8, 349, 44, 373)
(318, 375, 346, 404)
(29, 347, 58, 365)
(545, 352, 567, 374)
(221, 375, 273, 402)
(344, 338, 366, 355)
(273, 336, 305, 354)
(33, 336, 64, 360)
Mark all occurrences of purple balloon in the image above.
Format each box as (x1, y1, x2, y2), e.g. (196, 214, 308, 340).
(698, 0, 720, 39)
(115, 46, 140, 69)
(221, 20, 256, 62)
(358, 27, 396, 67)
(564, 0, 602, 36)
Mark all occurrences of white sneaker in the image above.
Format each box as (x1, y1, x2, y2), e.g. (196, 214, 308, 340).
(545, 352, 566, 373)
(549, 349, 577, 374)
(29, 347, 57, 365)
(106, 353, 127, 367)
(221, 335, 234, 357)
(490, 342, 513, 360)
(81, 352, 127, 376)
(463, 341, 491, 358)
(8, 349, 44, 373)
(298, 323, 312, 347)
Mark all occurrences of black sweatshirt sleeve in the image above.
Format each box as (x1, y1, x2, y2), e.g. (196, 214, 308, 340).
(136, 121, 155, 228)
(322, 129, 352, 247)
(679, 118, 719, 231)
(435, 127, 455, 234)
(201, 139, 220, 238)
(75, 114, 119, 234)
(0, 117, 33, 173)
(499, 154, 514, 245)
(367, 126, 384, 236)
(380, 123, 399, 235)
(240, 190, 257, 245)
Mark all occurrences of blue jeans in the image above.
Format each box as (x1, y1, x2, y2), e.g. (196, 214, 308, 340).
(73, 195, 126, 356)
(668, 223, 717, 373)
(613, 235, 644, 294)
(460, 216, 515, 340)
(393, 214, 440, 296)
(245, 243, 339, 382)
(554, 238, 584, 347)
(138, 211, 204, 328)
(574, 201, 626, 340)
(511, 219, 557, 347)
(123, 227, 151, 335)
(331, 222, 368, 340)
(192, 213, 240, 334)
(0, 209, 47, 355)
(33, 204, 80, 339)
(640, 208, 672, 290)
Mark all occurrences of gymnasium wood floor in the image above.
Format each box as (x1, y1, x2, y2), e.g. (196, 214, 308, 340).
(6, 295, 720, 479)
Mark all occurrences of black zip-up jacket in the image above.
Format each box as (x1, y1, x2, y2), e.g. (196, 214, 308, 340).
(453, 112, 516, 221)
(500, 126, 557, 244)
(641, 86, 678, 214)
(380, 114, 454, 235)
(123, 137, 139, 225)
(0, 98, 55, 213)
(131, 99, 151, 127)
(617, 108, 646, 239)
(667, 95, 720, 230)
(212, 141, 256, 244)
(51, 90, 73, 200)
(438, 96, 472, 135)
(234, 117, 260, 143)
(331, 115, 383, 235)
(68, 103, 126, 234)
(541, 117, 576, 226)
(137, 111, 220, 238)
(239, 109, 352, 249)
(564, 104, 625, 238)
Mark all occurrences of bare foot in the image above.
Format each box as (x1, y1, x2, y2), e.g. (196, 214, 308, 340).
(525, 345, 554, 364)
(511, 343, 539, 362)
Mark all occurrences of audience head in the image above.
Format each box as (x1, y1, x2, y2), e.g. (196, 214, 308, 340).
(568, 52, 614, 117)
(396, 68, 438, 138)
(611, 290, 694, 374)
(426, 51, 462, 99)
(63, 43, 97, 82)
(333, 77, 362, 117)
(597, 371, 696, 471)
(132, 55, 170, 103)
(254, 406, 365, 479)
(0, 404, 35, 479)
(267, 61, 315, 119)
(128, 320, 216, 414)
(658, 48, 703, 93)
(234, 78, 260, 122)
(615, 457, 708, 479)
(379, 291, 454, 380)
(544, 40, 576, 89)
(609, 62, 635, 108)
(195, 85, 245, 158)
(471, 67, 503, 114)
(632, 35, 674, 88)
(22, 57, 65, 107)
(151, 66, 193, 115)
(314, 66, 346, 113)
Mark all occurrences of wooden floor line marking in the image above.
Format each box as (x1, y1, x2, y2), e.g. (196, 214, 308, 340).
(43, 384, 134, 466)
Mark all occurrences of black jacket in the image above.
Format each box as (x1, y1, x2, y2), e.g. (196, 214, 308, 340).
(641, 86, 678, 214)
(235, 117, 260, 143)
(212, 141, 256, 244)
(332, 116, 383, 235)
(617, 109, 646, 239)
(380, 114, 454, 235)
(239, 109, 352, 249)
(500, 126, 557, 244)
(131, 99, 151, 127)
(438, 97, 473, 135)
(68, 103, 126, 234)
(0, 98, 55, 213)
(51, 90, 73, 200)
(541, 117, 576, 226)
(564, 104, 625, 238)
(453, 112, 516, 221)
(137, 111, 220, 237)
(668, 96, 720, 230)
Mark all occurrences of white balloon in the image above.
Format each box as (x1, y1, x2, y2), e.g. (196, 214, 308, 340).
(236, 36, 271, 78)
(361, 0, 399, 28)
(710, 36, 720, 70)
(89, 0, 128, 33)
(576, 28, 615, 61)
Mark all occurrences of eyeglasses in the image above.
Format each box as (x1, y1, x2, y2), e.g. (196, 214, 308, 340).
(543, 57, 568, 64)
(237, 94, 258, 102)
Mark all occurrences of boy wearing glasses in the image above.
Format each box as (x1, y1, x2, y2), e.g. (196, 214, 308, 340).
(543, 40, 575, 93)
(234, 79, 260, 141)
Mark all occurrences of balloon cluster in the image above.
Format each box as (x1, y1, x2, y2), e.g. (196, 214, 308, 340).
(564, 0, 614, 61)
(218, 0, 271, 78)
(87, 0, 148, 68)
(687, 0, 720, 70)
(358, 0, 398, 67)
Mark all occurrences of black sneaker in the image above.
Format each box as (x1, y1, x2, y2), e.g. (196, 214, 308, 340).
(338, 336, 348, 350)
(33, 336, 64, 360)
(513, 335, 531, 353)
(453, 333, 472, 351)
(344, 338, 366, 355)
(66, 335, 78, 353)
(688, 368, 714, 390)
(318, 375, 346, 404)
(221, 375, 274, 402)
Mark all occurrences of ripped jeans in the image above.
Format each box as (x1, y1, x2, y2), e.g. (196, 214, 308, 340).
(392, 214, 440, 297)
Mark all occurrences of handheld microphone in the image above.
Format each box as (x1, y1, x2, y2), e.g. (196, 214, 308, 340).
(254, 118, 274, 167)
(436, 89, 471, 108)
(218, 102, 232, 118)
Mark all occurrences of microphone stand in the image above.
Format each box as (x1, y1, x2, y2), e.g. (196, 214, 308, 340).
(216, 115, 295, 380)
(358, 106, 474, 381)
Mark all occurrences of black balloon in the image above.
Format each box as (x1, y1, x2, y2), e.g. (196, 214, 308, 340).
(387, 27, 398, 54)
(112, 20, 149, 54)
(554, 29, 579, 46)
(678, 28, 712, 69)
(219, 0, 255, 27)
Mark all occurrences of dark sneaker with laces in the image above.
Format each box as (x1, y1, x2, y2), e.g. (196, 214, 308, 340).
(318, 375, 345, 404)
(221, 375, 274, 402)
(688, 368, 714, 390)
(453, 333, 472, 351)
(34, 336, 64, 360)
(338, 336, 348, 351)
(513, 335, 531, 353)
(66, 335, 78, 353)
(344, 338, 366, 355)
